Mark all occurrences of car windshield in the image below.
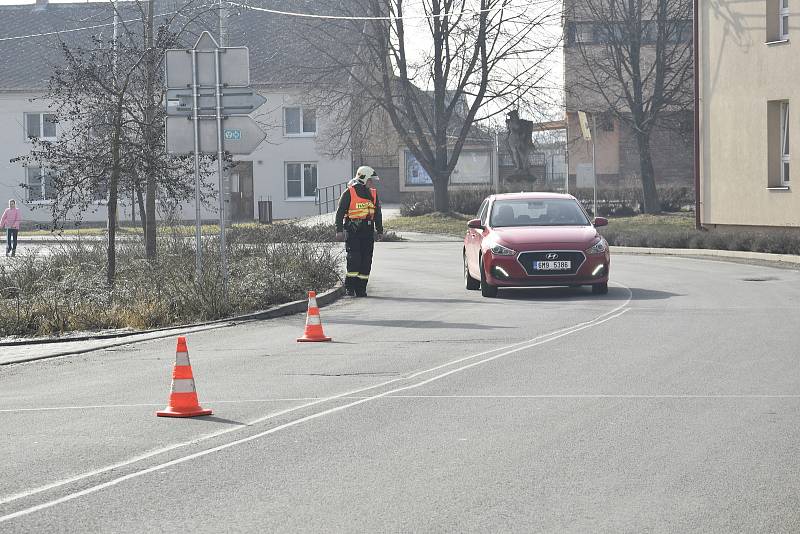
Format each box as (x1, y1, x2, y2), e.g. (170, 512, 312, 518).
(489, 198, 590, 227)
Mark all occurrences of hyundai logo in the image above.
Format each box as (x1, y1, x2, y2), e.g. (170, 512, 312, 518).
(546, 253, 559, 260)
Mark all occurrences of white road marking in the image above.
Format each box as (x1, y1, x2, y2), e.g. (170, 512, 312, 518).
(0, 399, 324, 413)
(377, 394, 800, 399)
(3, 394, 794, 415)
(0, 285, 632, 522)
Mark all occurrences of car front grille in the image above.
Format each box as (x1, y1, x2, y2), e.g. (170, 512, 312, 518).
(517, 251, 586, 276)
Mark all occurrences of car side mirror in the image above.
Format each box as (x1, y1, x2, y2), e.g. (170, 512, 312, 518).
(593, 217, 608, 227)
(467, 218, 484, 229)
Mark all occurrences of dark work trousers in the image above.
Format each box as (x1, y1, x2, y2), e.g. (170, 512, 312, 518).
(344, 220, 375, 294)
(5, 229, 18, 255)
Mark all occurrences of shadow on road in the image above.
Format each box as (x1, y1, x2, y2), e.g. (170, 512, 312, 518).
(496, 286, 680, 301)
(367, 296, 477, 305)
(325, 318, 511, 330)
(197, 415, 247, 426)
(625, 287, 683, 300)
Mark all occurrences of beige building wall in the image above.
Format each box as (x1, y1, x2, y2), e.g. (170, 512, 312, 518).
(700, 0, 800, 228)
(566, 112, 620, 176)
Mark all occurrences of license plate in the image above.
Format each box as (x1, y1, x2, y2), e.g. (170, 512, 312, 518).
(533, 260, 571, 270)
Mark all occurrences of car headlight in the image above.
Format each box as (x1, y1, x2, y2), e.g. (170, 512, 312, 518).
(488, 242, 516, 256)
(585, 237, 608, 255)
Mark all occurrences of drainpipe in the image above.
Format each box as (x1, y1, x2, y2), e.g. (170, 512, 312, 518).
(693, 0, 701, 229)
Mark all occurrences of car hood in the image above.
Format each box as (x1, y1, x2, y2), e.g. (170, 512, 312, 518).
(491, 225, 600, 249)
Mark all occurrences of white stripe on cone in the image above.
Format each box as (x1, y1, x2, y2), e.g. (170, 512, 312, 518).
(171, 379, 197, 393)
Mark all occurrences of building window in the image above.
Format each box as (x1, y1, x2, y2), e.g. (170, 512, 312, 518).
(768, 100, 790, 187)
(284, 107, 316, 136)
(575, 23, 594, 44)
(565, 22, 595, 46)
(26, 167, 56, 202)
(286, 162, 317, 198)
(781, 102, 790, 185)
(781, 0, 790, 39)
(24, 112, 57, 141)
(768, 0, 790, 41)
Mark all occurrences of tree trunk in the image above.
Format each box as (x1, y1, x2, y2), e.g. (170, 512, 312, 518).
(635, 130, 660, 214)
(432, 176, 449, 213)
(107, 136, 120, 287)
(145, 176, 156, 258)
(136, 184, 147, 236)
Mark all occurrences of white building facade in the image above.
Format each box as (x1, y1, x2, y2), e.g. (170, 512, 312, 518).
(0, 1, 353, 225)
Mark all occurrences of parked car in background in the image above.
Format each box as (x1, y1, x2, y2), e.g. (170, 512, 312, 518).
(463, 192, 610, 297)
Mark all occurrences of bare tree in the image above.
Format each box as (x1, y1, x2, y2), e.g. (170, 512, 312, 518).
(13, 1, 218, 284)
(284, 0, 561, 212)
(566, 0, 693, 213)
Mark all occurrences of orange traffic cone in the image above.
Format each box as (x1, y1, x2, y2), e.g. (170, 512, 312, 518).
(297, 291, 332, 342)
(156, 336, 213, 418)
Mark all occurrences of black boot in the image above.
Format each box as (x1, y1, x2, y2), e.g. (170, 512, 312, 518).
(344, 277, 356, 296)
(355, 277, 368, 297)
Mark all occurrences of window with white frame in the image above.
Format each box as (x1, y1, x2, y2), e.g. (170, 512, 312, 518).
(781, 101, 790, 184)
(284, 107, 316, 135)
(286, 162, 317, 198)
(24, 112, 57, 141)
(781, 0, 790, 39)
(26, 167, 56, 202)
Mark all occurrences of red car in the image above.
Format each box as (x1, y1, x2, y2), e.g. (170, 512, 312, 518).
(463, 192, 610, 297)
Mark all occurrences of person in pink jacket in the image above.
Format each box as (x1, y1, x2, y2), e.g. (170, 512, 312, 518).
(1, 199, 22, 257)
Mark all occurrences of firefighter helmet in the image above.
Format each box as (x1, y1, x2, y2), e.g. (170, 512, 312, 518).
(354, 165, 379, 184)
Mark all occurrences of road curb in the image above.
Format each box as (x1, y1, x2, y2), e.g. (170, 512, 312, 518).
(611, 246, 800, 266)
(0, 285, 344, 365)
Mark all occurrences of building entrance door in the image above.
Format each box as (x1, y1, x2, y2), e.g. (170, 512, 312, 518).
(229, 162, 254, 221)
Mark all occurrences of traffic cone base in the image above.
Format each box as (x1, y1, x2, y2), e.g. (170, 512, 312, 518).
(157, 406, 213, 418)
(297, 291, 332, 342)
(297, 335, 332, 342)
(156, 336, 213, 418)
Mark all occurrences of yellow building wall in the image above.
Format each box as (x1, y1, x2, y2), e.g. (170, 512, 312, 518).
(700, 1, 800, 227)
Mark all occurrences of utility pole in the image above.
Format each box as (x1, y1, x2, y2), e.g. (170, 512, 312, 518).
(218, 0, 228, 46)
(592, 113, 597, 217)
(144, 0, 157, 259)
(494, 130, 500, 194)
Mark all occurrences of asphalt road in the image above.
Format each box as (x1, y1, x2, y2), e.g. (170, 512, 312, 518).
(2, 241, 800, 532)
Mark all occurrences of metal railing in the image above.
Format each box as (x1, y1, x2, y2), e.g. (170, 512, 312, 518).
(315, 181, 349, 215)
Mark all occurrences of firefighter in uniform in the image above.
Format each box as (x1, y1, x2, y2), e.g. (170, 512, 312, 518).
(335, 166, 383, 297)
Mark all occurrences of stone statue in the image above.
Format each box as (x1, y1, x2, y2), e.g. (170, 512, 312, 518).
(505, 110, 535, 180)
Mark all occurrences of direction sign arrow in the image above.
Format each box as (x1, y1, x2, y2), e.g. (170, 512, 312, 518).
(166, 115, 267, 155)
(165, 88, 267, 116)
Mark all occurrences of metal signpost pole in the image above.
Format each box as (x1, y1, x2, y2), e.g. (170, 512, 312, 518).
(191, 49, 202, 274)
(166, 31, 265, 294)
(214, 46, 228, 299)
(494, 130, 500, 194)
(592, 113, 597, 217)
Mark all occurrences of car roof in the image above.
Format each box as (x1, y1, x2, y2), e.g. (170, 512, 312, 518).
(490, 192, 577, 201)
